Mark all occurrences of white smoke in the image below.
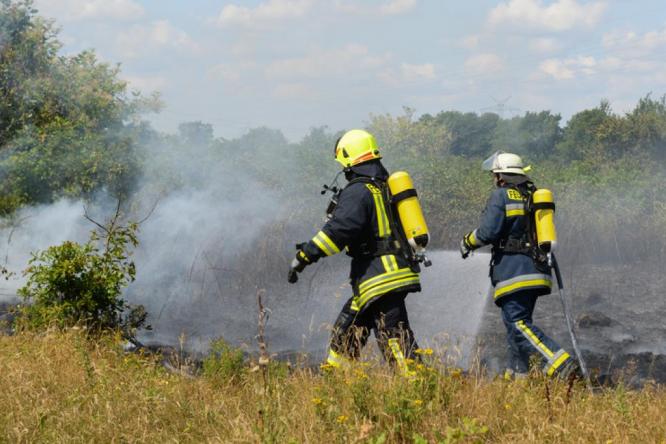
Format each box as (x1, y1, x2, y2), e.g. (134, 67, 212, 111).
(0, 133, 282, 349)
(0, 200, 91, 299)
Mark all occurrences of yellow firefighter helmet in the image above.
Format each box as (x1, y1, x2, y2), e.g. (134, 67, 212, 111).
(334, 129, 381, 169)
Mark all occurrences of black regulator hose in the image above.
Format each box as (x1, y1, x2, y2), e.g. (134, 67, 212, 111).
(551, 253, 592, 389)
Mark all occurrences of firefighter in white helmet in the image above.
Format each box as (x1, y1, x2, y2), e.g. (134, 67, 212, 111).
(460, 152, 577, 379)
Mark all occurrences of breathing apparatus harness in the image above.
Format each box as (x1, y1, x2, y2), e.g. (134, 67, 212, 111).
(494, 181, 550, 265)
(320, 172, 423, 270)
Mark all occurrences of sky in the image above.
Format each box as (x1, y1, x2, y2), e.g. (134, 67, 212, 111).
(32, 0, 666, 140)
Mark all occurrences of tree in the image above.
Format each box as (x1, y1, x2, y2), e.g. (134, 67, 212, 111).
(516, 111, 562, 159)
(626, 94, 666, 160)
(556, 102, 613, 161)
(425, 111, 499, 158)
(179, 121, 214, 146)
(0, 0, 159, 215)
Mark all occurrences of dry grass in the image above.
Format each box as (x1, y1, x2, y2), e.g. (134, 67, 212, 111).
(0, 330, 665, 443)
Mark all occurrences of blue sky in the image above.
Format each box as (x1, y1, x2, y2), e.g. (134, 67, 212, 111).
(34, 0, 666, 140)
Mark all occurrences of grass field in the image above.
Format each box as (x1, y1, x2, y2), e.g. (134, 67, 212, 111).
(1, 330, 665, 443)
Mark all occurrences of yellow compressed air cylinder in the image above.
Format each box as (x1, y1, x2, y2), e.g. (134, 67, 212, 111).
(533, 189, 557, 252)
(387, 171, 429, 249)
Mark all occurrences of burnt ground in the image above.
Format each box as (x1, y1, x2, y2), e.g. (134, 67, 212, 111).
(476, 260, 666, 386)
(4, 255, 665, 387)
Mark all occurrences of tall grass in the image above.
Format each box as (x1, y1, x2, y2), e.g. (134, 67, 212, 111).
(0, 330, 665, 442)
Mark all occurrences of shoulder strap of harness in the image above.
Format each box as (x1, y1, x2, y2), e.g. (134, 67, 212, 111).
(496, 183, 534, 255)
(499, 183, 549, 264)
(343, 176, 416, 268)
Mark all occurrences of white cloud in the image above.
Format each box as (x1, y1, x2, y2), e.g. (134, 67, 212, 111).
(603, 27, 666, 56)
(464, 53, 505, 76)
(34, 0, 144, 22)
(539, 59, 574, 80)
(116, 20, 200, 59)
(539, 56, 597, 80)
(488, 0, 606, 32)
(401, 63, 436, 81)
(215, 0, 314, 28)
(335, 0, 417, 16)
(265, 44, 391, 80)
(529, 37, 561, 53)
(380, 0, 417, 15)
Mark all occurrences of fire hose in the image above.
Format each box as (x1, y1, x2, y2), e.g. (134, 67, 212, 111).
(551, 253, 592, 389)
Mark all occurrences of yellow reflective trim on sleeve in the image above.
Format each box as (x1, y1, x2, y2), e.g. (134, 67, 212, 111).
(318, 231, 340, 254)
(312, 231, 340, 256)
(515, 320, 554, 359)
(494, 278, 552, 299)
(468, 230, 478, 247)
(546, 351, 571, 377)
(312, 236, 332, 256)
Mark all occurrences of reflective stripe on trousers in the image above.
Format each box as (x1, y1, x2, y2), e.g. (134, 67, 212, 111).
(388, 338, 415, 378)
(325, 348, 350, 368)
(515, 320, 571, 376)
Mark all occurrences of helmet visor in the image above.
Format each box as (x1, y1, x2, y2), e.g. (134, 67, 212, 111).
(482, 151, 502, 171)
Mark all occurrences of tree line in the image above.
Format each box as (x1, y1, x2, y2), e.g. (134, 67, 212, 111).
(2, 0, 666, 263)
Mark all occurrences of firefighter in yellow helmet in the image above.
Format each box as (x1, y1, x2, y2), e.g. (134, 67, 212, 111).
(289, 129, 422, 374)
(460, 152, 578, 379)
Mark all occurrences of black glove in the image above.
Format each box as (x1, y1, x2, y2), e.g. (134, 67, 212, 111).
(460, 237, 472, 259)
(287, 249, 308, 284)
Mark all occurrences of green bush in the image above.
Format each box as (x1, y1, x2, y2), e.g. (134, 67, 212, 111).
(17, 220, 144, 332)
(202, 338, 246, 382)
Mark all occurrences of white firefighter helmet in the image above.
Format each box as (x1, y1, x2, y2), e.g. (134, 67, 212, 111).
(482, 151, 528, 175)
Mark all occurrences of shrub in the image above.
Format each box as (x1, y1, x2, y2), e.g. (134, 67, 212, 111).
(17, 218, 145, 333)
(202, 337, 245, 382)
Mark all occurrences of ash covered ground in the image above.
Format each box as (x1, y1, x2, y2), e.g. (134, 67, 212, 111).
(477, 259, 666, 386)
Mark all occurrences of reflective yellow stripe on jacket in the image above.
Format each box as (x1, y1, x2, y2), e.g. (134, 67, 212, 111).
(494, 273, 552, 300)
(505, 203, 526, 217)
(381, 254, 399, 272)
(348, 182, 419, 313)
(354, 267, 420, 310)
(366, 184, 391, 238)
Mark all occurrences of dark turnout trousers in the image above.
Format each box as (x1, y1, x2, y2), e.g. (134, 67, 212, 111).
(499, 292, 574, 377)
(325, 291, 419, 374)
